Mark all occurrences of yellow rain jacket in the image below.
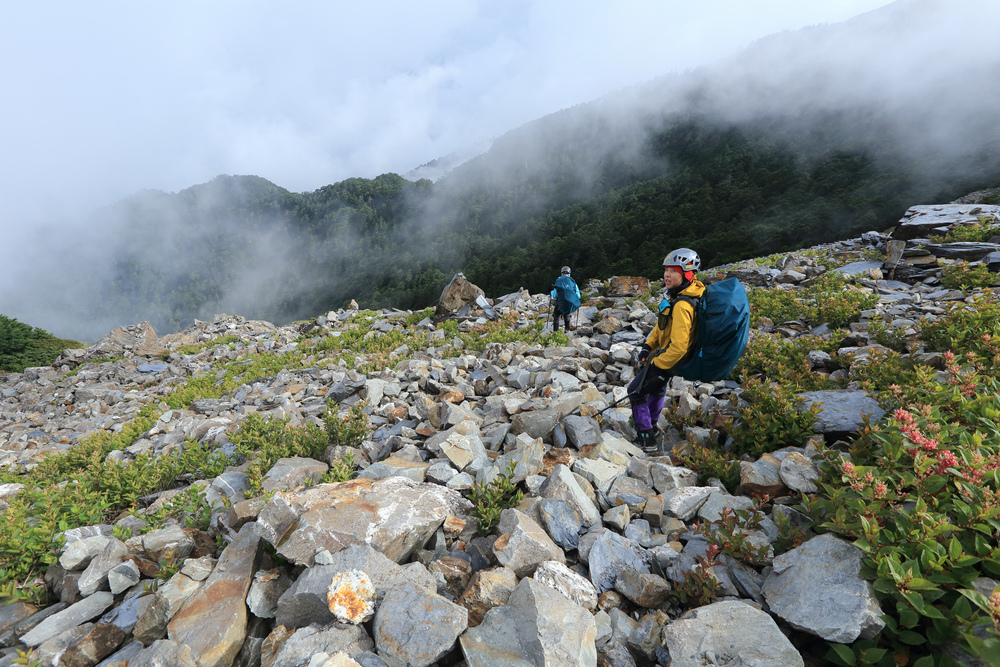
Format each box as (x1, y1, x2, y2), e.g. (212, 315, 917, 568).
(645, 280, 706, 371)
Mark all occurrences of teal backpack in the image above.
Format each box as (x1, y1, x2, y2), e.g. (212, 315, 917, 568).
(670, 278, 750, 382)
(553, 275, 581, 314)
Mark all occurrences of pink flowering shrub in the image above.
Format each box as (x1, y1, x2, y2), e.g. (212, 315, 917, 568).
(806, 373, 1000, 665)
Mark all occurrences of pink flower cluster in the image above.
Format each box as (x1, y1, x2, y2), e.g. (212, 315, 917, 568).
(893, 408, 940, 455)
(841, 460, 887, 498)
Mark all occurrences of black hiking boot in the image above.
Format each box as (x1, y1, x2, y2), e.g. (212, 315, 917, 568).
(637, 429, 659, 455)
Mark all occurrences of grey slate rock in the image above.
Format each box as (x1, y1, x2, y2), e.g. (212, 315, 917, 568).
(588, 532, 648, 594)
(460, 578, 596, 667)
(762, 533, 885, 643)
(661, 600, 804, 667)
(796, 389, 886, 434)
(537, 498, 582, 550)
(21, 591, 114, 647)
(373, 582, 468, 667)
(266, 622, 374, 667)
(561, 415, 602, 448)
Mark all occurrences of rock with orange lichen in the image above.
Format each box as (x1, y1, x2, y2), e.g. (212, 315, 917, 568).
(326, 570, 375, 624)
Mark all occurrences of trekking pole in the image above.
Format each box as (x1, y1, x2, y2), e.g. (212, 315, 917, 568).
(592, 348, 661, 417)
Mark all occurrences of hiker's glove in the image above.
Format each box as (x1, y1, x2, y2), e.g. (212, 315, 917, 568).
(637, 345, 651, 365)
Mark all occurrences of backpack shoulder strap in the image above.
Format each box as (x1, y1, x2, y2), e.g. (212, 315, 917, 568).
(674, 294, 700, 309)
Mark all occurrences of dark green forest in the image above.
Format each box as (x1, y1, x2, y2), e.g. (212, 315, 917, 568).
(61, 106, 1000, 337)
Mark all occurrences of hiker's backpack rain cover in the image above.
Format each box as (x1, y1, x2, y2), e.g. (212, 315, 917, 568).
(671, 277, 750, 382)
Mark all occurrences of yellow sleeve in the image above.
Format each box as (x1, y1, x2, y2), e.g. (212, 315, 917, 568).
(651, 300, 696, 370)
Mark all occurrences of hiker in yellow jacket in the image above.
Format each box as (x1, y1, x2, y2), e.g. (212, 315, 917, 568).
(629, 248, 705, 454)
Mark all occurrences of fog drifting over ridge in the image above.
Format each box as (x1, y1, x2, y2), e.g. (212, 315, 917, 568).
(5, 0, 1000, 341)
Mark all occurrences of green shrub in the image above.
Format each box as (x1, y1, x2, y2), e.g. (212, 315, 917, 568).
(469, 461, 525, 534)
(728, 378, 821, 459)
(747, 274, 877, 329)
(940, 262, 999, 290)
(231, 414, 330, 494)
(674, 443, 741, 492)
(805, 375, 1000, 665)
(324, 402, 370, 449)
(921, 293, 1000, 363)
(929, 217, 1000, 243)
(735, 334, 841, 390)
(669, 546, 723, 610)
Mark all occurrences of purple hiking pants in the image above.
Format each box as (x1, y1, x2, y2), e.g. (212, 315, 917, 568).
(627, 369, 669, 431)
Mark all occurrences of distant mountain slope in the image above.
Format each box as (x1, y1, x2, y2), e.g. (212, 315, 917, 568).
(9, 0, 1000, 341)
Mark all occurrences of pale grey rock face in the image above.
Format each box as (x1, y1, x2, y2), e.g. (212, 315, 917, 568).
(779, 451, 820, 493)
(261, 456, 329, 492)
(492, 437, 544, 484)
(460, 578, 596, 667)
(247, 567, 294, 619)
(493, 509, 565, 578)
(267, 622, 375, 667)
(661, 486, 719, 522)
(21, 592, 114, 647)
(256, 477, 473, 566)
(107, 560, 141, 594)
(572, 457, 625, 493)
(561, 415, 602, 448)
(60, 535, 113, 572)
(532, 560, 598, 611)
(373, 582, 468, 667)
(536, 464, 601, 527)
(78, 538, 129, 596)
(697, 492, 755, 524)
(537, 497, 582, 550)
(141, 524, 195, 561)
(128, 638, 199, 667)
(661, 600, 804, 667)
(763, 533, 885, 643)
(649, 463, 698, 493)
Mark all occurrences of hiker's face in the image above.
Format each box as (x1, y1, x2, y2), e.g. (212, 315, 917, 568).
(663, 266, 683, 289)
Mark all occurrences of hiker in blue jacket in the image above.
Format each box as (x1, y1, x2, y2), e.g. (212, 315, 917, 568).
(629, 248, 704, 454)
(550, 266, 581, 332)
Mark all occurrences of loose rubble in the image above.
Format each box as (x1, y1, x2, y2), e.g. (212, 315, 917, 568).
(2, 206, 999, 666)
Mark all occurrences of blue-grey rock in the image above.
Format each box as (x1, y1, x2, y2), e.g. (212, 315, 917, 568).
(538, 498, 582, 550)
(588, 532, 648, 594)
(21, 592, 114, 647)
(460, 578, 596, 666)
(661, 600, 804, 667)
(796, 389, 886, 434)
(374, 582, 467, 667)
(562, 415, 602, 448)
(762, 533, 884, 643)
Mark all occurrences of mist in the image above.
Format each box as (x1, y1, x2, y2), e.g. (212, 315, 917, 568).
(5, 0, 1000, 341)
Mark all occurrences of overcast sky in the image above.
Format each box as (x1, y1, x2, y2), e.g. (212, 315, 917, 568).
(0, 0, 896, 231)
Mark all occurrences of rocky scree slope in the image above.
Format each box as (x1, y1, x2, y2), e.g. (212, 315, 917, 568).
(0, 205, 999, 666)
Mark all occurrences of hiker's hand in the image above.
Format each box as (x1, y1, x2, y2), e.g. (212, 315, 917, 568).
(637, 345, 651, 365)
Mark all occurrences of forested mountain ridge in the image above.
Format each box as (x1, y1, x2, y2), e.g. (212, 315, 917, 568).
(77, 105, 999, 340)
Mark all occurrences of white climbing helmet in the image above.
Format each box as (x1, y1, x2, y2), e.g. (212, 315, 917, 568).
(662, 248, 701, 272)
(560, 266, 571, 276)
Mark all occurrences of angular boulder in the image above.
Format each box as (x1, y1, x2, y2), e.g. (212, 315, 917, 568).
(256, 477, 473, 566)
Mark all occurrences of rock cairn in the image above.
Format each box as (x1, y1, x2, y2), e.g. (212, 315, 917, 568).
(0, 208, 998, 667)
